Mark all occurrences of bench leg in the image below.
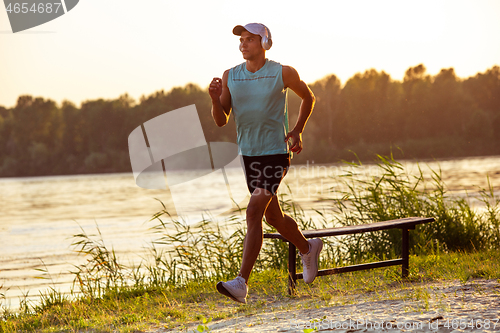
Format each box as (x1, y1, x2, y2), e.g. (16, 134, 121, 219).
(402, 228, 409, 278)
(288, 242, 297, 295)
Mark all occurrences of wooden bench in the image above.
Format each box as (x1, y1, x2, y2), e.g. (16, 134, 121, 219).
(263, 216, 434, 295)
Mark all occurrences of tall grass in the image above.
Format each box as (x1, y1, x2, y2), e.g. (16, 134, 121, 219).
(148, 194, 325, 280)
(71, 223, 126, 298)
(331, 154, 500, 261)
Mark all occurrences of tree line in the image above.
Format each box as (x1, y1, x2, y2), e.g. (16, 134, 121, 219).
(0, 64, 499, 177)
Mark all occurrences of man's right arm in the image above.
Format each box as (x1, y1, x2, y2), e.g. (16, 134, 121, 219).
(209, 70, 232, 127)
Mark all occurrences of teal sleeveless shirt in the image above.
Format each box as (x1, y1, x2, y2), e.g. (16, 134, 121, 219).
(227, 59, 290, 156)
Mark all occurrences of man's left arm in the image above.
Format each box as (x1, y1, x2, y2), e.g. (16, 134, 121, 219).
(282, 65, 316, 154)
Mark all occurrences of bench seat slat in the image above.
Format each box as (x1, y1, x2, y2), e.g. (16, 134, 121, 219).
(264, 217, 434, 240)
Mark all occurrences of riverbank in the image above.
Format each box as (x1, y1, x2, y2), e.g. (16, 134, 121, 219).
(159, 279, 500, 333)
(2, 250, 499, 332)
(2, 154, 499, 311)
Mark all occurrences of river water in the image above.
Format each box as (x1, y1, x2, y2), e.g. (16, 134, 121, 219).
(1, 155, 499, 310)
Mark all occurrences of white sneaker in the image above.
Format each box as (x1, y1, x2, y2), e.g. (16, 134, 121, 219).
(300, 238, 323, 284)
(216, 276, 248, 303)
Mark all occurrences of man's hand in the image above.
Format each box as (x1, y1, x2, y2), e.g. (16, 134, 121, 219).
(210, 71, 232, 127)
(285, 129, 303, 154)
(282, 66, 315, 154)
(209, 77, 223, 101)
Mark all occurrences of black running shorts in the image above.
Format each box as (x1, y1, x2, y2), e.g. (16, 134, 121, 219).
(242, 153, 290, 196)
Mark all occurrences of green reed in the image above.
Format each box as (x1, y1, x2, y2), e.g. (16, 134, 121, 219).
(330, 153, 500, 263)
(148, 193, 328, 281)
(71, 222, 126, 298)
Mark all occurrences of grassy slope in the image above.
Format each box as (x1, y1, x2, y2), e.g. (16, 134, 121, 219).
(2, 250, 499, 333)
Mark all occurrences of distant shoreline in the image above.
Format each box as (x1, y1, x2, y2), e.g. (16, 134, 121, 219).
(1, 153, 500, 180)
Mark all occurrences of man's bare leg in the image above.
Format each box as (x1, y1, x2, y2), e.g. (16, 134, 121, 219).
(265, 194, 323, 283)
(216, 187, 274, 303)
(239, 191, 311, 282)
(238, 188, 274, 282)
(264, 195, 310, 254)
(218, 189, 322, 303)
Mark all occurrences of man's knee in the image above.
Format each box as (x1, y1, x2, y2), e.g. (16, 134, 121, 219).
(246, 203, 265, 224)
(265, 211, 285, 228)
(247, 188, 273, 220)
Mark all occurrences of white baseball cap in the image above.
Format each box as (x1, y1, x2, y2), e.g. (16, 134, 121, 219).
(232, 23, 273, 50)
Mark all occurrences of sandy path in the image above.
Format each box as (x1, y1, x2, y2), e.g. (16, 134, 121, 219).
(152, 279, 500, 332)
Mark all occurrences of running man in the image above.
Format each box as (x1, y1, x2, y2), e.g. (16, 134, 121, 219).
(209, 23, 323, 303)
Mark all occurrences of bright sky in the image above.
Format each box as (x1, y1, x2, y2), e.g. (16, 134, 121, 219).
(1, 0, 499, 108)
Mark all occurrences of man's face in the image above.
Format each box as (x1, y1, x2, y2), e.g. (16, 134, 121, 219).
(239, 31, 264, 60)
